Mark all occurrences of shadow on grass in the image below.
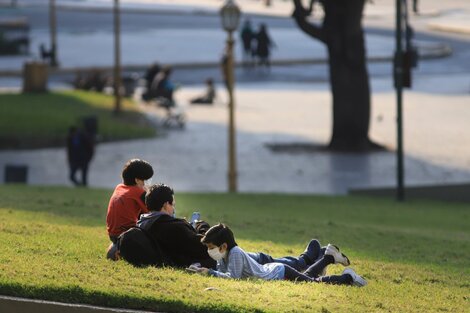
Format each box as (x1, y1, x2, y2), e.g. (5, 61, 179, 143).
(0, 91, 155, 150)
(0, 282, 245, 313)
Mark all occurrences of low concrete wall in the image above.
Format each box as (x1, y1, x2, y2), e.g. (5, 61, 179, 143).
(0, 295, 158, 313)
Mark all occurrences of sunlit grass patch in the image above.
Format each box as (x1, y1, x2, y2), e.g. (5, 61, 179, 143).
(0, 185, 468, 312)
(0, 90, 155, 149)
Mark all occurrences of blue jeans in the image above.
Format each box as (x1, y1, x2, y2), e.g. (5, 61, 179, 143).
(247, 252, 307, 271)
(247, 241, 326, 271)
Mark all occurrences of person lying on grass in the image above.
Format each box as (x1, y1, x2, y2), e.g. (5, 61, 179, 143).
(192, 223, 367, 286)
(137, 183, 336, 271)
(106, 159, 154, 260)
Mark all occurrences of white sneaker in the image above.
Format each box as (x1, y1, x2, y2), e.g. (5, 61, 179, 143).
(343, 268, 367, 287)
(325, 244, 350, 266)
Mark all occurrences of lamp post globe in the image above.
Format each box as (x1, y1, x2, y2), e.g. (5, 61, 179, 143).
(220, 0, 241, 33)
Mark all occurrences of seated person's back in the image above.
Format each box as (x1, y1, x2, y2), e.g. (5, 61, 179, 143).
(140, 184, 216, 269)
(106, 159, 154, 260)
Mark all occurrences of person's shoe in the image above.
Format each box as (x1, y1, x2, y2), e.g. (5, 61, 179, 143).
(106, 242, 120, 261)
(301, 239, 320, 265)
(325, 244, 350, 266)
(343, 268, 367, 287)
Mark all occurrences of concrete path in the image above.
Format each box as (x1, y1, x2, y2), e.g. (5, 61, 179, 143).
(1, 73, 469, 194)
(1, 0, 469, 194)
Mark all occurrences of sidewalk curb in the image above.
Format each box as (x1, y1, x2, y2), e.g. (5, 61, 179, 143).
(0, 43, 452, 77)
(427, 22, 470, 35)
(0, 295, 160, 313)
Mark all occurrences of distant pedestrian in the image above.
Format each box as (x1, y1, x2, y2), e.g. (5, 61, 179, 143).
(220, 47, 230, 91)
(151, 66, 176, 106)
(66, 126, 94, 186)
(142, 62, 161, 101)
(190, 78, 216, 105)
(254, 23, 275, 68)
(240, 19, 254, 64)
(412, 0, 419, 14)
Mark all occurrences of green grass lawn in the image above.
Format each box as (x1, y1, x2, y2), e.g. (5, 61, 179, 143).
(0, 185, 468, 312)
(0, 91, 155, 149)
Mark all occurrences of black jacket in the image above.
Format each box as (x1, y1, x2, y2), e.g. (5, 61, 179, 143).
(138, 213, 216, 269)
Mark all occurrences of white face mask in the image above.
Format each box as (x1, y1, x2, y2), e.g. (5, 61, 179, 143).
(207, 247, 226, 261)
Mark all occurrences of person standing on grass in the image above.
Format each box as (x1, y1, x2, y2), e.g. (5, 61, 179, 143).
(193, 223, 367, 287)
(138, 183, 339, 272)
(106, 159, 154, 260)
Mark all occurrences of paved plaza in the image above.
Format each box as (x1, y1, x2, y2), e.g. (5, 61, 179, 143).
(0, 0, 469, 194)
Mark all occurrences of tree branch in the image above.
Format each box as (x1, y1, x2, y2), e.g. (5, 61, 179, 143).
(292, 0, 326, 44)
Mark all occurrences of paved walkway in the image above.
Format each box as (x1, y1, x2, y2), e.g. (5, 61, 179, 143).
(0, 0, 467, 73)
(1, 0, 469, 194)
(1, 73, 469, 194)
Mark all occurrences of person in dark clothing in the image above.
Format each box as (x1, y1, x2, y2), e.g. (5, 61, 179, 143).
(254, 23, 275, 68)
(240, 19, 254, 64)
(66, 126, 94, 186)
(139, 184, 337, 272)
(139, 183, 216, 269)
(142, 62, 161, 101)
(412, 0, 419, 14)
(190, 78, 216, 105)
(151, 66, 176, 105)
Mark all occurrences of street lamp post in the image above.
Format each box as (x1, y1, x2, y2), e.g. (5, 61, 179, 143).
(113, 0, 122, 114)
(220, 0, 241, 193)
(394, 0, 405, 201)
(49, 0, 58, 67)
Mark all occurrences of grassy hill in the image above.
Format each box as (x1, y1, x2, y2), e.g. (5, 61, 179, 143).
(0, 185, 468, 312)
(0, 91, 155, 149)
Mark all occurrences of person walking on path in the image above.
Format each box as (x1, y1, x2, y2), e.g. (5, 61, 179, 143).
(413, 0, 419, 14)
(254, 23, 275, 68)
(66, 126, 94, 186)
(240, 19, 255, 65)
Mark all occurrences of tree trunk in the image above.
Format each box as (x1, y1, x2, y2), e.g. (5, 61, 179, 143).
(324, 0, 372, 151)
(292, 0, 378, 151)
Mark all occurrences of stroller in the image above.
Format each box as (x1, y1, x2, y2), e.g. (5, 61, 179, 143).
(142, 89, 186, 129)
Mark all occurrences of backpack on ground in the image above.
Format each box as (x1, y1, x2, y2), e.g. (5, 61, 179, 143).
(118, 226, 169, 267)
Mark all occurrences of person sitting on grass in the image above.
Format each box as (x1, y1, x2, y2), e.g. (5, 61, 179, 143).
(193, 223, 367, 287)
(138, 183, 335, 272)
(106, 159, 154, 260)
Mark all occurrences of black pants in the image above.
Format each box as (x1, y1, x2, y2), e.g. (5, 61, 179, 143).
(70, 162, 89, 186)
(283, 255, 353, 285)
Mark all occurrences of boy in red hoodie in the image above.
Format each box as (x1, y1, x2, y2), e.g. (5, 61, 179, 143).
(106, 159, 154, 260)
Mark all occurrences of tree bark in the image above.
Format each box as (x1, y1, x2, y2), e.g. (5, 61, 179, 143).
(293, 0, 377, 151)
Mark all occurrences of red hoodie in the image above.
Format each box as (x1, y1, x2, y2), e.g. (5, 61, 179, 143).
(106, 184, 149, 237)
